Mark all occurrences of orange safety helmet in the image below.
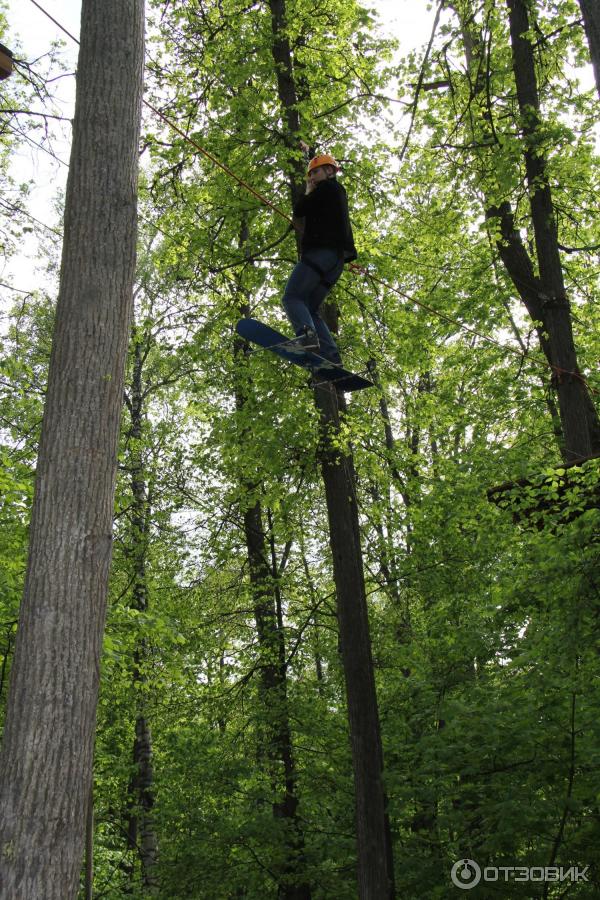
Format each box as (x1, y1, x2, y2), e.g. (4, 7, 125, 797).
(307, 154, 339, 174)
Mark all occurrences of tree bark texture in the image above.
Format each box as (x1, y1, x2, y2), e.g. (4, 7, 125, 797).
(579, 0, 600, 101)
(506, 0, 594, 460)
(314, 385, 396, 900)
(0, 1, 144, 897)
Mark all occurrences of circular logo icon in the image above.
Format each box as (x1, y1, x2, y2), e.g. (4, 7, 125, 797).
(451, 859, 482, 890)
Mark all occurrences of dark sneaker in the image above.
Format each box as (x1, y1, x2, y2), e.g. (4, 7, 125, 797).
(296, 326, 320, 351)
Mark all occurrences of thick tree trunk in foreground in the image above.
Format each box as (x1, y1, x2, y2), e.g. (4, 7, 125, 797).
(0, 1, 144, 897)
(579, 0, 600, 101)
(314, 384, 396, 900)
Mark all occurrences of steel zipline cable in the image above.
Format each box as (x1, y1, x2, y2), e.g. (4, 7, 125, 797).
(21, 0, 596, 390)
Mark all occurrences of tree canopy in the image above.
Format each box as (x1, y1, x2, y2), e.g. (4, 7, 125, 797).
(1, 0, 599, 897)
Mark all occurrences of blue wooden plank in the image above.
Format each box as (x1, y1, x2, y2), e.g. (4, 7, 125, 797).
(235, 318, 373, 392)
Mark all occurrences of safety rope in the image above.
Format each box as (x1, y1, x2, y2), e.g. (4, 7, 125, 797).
(22, 0, 597, 393)
(349, 262, 594, 391)
(28, 0, 79, 45)
(25, 3, 294, 223)
(350, 262, 523, 361)
(146, 103, 293, 226)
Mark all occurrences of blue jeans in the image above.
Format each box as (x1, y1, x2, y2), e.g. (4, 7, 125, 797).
(282, 248, 345, 361)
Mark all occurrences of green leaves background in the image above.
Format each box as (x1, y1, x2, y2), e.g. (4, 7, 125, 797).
(1, 0, 600, 895)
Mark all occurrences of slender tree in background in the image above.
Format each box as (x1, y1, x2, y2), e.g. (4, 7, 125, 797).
(579, 0, 600, 100)
(0, 0, 144, 896)
(233, 236, 311, 898)
(314, 385, 396, 899)
(506, 0, 596, 460)
(267, 1, 395, 892)
(447, 0, 600, 461)
(122, 326, 160, 894)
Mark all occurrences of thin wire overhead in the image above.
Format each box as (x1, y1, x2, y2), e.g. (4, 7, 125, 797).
(20, 0, 594, 390)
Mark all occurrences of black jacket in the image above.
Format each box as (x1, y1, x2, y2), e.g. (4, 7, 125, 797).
(293, 178, 357, 262)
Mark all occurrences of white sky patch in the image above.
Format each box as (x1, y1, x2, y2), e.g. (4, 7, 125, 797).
(3, 1, 80, 295)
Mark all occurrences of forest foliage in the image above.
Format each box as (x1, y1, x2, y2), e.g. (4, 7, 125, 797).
(1, 0, 600, 896)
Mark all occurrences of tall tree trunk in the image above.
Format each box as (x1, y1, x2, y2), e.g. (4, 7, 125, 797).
(131, 716, 159, 892)
(123, 331, 159, 893)
(506, 0, 594, 460)
(242, 498, 311, 900)
(454, 1, 600, 460)
(0, 2, 144, 897)
(579, 0, 600, 101)
(265, 0, 396, 891)
(267, 0, 304, 207)
(314, 385, 396, 899)
(235, 281, 311, 899)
